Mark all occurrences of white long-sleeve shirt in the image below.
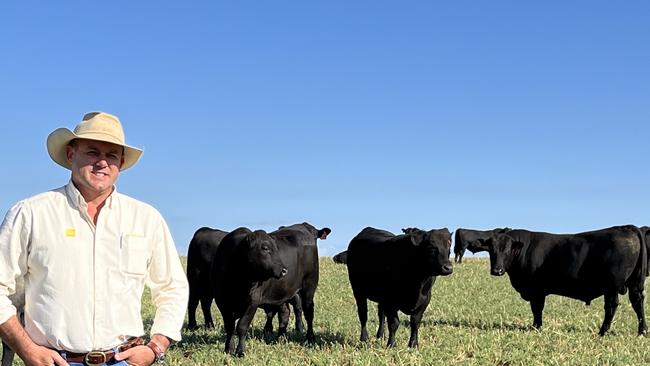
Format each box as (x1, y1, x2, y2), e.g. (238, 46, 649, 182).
(0, 181, 189, 353)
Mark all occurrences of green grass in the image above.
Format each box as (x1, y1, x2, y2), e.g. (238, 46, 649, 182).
(6, 257, 650, 365)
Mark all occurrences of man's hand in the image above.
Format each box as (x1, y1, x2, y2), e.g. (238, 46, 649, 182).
(1, 315, 67, 365)
(19, 343, 67, 366)
(114, 344, 156, 366)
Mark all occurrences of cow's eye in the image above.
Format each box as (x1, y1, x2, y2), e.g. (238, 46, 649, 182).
(262, 246, 270, 252)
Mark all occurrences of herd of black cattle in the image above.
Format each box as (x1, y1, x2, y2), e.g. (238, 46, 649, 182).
(186, 223, 650, 357)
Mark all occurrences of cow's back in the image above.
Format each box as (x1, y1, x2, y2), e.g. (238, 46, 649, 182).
(187, 227, 228, 280)
(347, 228, 401, 301)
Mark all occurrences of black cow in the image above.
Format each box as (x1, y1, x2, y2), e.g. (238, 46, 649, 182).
(260, 225, 330, 336)
(346, 227, 453, 348)
(333, 250, 348, 264)
(186, 227, 229, 329)
(212, 223, 330, 356)
(486, 225, 647, 335)
(453, 227, 510, 263)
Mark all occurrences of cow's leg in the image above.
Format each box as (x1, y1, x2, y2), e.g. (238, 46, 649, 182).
(385, 308, 400, 348)
(187, 290, 200, 330)
(407, 307, 426, 348)
(301, 290, 317, 343)
(291, 295, 304, 333)
(235, 306, 258, 357)
(221, 310, 236, 354)
(354, 294, 369, 342)
(599, 292, 619, 336)
(277, 303, 291, 338)
(263, 308, 275, 335)
(376, 303, 385, 339)
(200, 295, 214, 329)
(530, 296, 545, 329)
(629, 285, 647, 335)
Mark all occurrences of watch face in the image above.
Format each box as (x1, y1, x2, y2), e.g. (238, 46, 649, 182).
(157, 353, 166, 363)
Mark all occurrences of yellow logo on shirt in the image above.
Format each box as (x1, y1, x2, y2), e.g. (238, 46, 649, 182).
(65, 228, 76, 237)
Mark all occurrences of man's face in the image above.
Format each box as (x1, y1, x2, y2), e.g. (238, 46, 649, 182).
(67, 139, 124, 199)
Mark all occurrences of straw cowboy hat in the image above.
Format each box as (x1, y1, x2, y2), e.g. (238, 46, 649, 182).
(47, 111, 143, 171)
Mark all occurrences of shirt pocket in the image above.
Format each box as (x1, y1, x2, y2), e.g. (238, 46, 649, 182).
(120, 234, 151, 276)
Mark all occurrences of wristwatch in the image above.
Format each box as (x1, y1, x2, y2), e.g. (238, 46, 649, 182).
(147, 341, 166, 364)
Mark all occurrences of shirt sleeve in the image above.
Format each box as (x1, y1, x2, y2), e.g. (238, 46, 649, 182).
(145, 213, 189, 342)
(0, 202, 29, 325)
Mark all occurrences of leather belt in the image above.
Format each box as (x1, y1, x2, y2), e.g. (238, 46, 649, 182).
(61, 337, 144, 365)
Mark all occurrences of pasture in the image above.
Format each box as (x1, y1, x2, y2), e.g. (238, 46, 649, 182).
(5, 257, 650, 365)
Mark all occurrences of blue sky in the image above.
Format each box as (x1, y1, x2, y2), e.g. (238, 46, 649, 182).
(1, 1, 649, 256)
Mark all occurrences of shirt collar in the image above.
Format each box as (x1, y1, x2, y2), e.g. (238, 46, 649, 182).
(64, 180, 117, 210)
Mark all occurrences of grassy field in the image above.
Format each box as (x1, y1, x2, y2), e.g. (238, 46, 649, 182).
(6, 257, 650, 365)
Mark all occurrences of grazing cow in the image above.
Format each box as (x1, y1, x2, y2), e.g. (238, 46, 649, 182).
(486, 225, 647, 335)
(212, 223, 330, 356)
(333, 250, 348, 264)
(186, 227, 229, 329)
(453, 227, 510, 263)
(347, 227, 453, 348)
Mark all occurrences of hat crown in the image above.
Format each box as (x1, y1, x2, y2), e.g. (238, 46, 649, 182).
(74, 112, 125, 144)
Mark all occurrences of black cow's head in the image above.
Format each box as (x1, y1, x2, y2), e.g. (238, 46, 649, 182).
(401, 227, 420, 235)
(245, 230, 287, 280)
(408, 228, 453, 276)
(486, 234, 523, 276)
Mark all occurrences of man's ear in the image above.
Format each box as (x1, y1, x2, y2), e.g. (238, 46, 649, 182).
(66, 144, 75, 164)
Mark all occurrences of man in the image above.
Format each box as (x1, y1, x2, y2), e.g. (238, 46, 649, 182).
(0, 112, 189, 365)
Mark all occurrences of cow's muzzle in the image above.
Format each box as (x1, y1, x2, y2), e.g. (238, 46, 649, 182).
(271, 265, 288, 279)
(440, 264, 453, 276)
(491, 267, 505, 276)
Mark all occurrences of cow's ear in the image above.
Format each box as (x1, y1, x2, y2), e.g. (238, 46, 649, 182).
(409, 231, 426, 246)
(318, 228, 331, 240)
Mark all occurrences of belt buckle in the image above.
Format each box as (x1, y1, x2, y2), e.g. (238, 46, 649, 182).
(85, 350, 108, 365)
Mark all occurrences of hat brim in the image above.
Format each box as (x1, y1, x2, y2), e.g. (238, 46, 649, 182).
(47, 128, 143, 171)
